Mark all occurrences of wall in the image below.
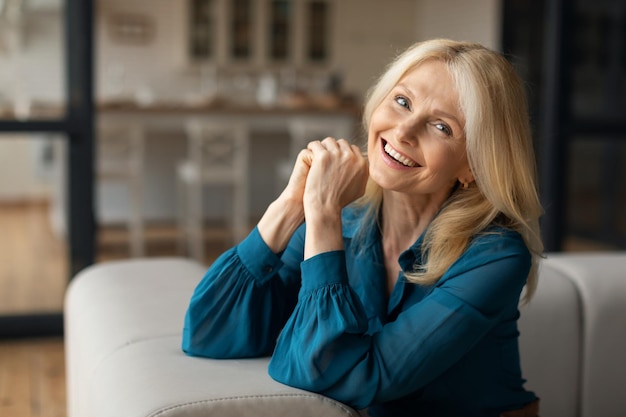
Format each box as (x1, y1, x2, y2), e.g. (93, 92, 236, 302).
(414, 0, 501, 49)
(96, 0, 190, 102)
(332, 0, 419, 103)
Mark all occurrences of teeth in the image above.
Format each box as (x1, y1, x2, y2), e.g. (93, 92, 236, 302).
(384, 143, 417, 167)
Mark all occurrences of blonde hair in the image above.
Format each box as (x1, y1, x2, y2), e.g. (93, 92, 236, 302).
(356, 39, 544, 302)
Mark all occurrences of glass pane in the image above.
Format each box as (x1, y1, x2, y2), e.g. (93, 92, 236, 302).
(189, 0, 214, 60)
(231, 0, 252, 59)
(269, 0, 291, 61)
(0, 0, 66, 120)
(0, 134, 68, 315)
(307, 1, 328, 62)
(566, 136, 626, 249)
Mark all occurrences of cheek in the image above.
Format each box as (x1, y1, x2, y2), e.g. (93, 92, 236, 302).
(426, 144, 467, 176)
(366, 116, 383, 156)
(367, 130, 377, 156)
(446, 156, 470, 182)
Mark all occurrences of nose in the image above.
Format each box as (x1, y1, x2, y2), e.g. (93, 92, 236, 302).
(394, 116, 420, 146)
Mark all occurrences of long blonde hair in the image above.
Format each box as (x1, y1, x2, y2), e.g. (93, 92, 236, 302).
(356, 39, 544, 302)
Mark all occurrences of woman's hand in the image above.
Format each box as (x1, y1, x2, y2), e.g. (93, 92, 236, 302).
(304, 137, 369, 218)
(303, 137, 368, 259)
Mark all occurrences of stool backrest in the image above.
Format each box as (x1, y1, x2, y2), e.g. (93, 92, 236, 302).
(97, 123, 144, 179)
(185, 119, 249, 183)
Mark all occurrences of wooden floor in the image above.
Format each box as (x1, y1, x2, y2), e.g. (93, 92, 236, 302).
(0, 201, 619, 417)
(0, 202, 67, 315)
(0, 338, 65, 417)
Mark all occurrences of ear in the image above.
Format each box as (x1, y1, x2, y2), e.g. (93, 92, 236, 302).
(457, 166, 475, 188)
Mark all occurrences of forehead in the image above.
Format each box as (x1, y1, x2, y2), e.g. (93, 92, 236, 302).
(396, 60, 464, 120)
(398, 60, 457, 96)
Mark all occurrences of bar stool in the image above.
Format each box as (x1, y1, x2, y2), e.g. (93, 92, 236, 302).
(96, 122, 145, 257)
(176, 119, 250, 263)
(276, 117, 355, 192)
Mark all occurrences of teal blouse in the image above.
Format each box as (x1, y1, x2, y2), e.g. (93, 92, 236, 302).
(182, 206, 537, 416)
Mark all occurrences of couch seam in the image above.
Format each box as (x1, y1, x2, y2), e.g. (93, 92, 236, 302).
(93, 333, 182, 369)
(146, 393, 358, 416)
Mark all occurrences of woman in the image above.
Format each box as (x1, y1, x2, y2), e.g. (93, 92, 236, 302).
(182, 39, 544, 417)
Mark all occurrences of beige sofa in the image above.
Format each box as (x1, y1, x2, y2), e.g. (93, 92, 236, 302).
(64, 252, 626, 417)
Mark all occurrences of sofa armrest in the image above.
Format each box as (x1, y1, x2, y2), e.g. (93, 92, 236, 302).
(88, 336, 358, 417)
(544, 253, 626, 417)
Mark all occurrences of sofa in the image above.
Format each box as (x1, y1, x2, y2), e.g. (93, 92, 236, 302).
(64, 252, 626, 417)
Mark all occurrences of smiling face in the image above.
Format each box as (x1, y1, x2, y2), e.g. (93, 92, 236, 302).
(367, 60, 473, 200)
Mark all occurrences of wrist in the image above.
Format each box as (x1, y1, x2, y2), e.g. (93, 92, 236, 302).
(258, 198, 304, 253)
(303, 199, 342, 222)
(304, 210, 343, 259)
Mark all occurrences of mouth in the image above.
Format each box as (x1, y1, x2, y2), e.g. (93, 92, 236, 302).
(382, 140, 420, 168)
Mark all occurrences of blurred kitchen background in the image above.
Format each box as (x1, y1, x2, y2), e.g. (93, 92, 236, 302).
(0, 0, 624, 337)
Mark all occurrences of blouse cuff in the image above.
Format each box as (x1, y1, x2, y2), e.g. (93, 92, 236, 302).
(300, 250, 348, 291)
(237, 226, 284, 285)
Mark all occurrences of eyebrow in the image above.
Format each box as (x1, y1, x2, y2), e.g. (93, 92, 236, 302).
(395, 83, 464, 127)
(432, 109, 462, 126)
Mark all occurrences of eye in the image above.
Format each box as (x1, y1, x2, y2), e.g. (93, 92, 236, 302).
(434, 122, 453, 137)
(394, 95, 410, 110)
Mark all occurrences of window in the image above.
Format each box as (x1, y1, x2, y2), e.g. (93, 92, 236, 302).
(307, 1, 329, 62)
(189, 0, 214, 59)
(269, 0, 291, 61)
(231, 0, 252, 59)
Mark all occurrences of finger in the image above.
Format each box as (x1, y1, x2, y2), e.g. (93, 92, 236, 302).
(307, 140, 324, 152)
(337, 139, 361, 156)
(320, 136, 341, 152)
(350, 144, 366, 158)
(298, 149, 313, 166)
(335, 140, 364, 161)
(307, 139, 337, 157)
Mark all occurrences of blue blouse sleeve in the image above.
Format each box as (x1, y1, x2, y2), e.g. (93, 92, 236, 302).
(182, 226, 304, 358)
(267, 233, 531, 410)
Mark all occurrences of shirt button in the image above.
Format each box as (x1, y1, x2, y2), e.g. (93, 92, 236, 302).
(263, 265, 273, 273)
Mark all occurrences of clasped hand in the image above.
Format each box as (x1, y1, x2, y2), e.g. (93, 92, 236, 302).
(284, 137, 369, 220)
